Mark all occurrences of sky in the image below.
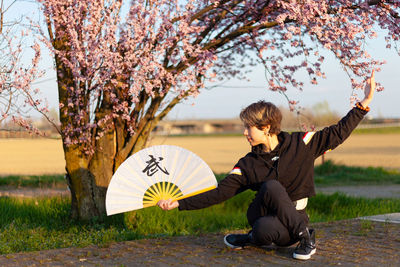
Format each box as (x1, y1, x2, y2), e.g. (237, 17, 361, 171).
(168, 36, 400, 120)
(6, 1, 400, 121)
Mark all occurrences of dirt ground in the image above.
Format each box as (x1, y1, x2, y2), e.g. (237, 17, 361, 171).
(0, 133, 399, 175)
(0, 219, 399, 266)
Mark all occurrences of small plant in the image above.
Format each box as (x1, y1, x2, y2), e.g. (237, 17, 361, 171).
(353, 220, 375, 236)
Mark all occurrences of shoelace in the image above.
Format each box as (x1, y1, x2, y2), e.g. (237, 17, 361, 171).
(296, 237, 314, 250)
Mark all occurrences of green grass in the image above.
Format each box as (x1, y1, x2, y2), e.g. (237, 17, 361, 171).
(0, 192, 399, 254)
(314, 160, 400, 185)
(353, 126, 400, 134)
(307, 193, 400, 222)
(0, 174, 66, 188)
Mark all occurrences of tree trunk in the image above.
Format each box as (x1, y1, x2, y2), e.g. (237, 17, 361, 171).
(63, 145, 100, 220)
(61, 127, 117, 220)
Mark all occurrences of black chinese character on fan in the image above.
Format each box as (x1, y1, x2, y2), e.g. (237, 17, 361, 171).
(142, 155, 170, 176)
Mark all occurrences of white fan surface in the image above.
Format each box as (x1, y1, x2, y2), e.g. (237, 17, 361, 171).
(106, 145, 217, 215)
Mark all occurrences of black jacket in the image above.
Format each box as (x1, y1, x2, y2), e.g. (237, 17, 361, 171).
(178, 106, 368, 211)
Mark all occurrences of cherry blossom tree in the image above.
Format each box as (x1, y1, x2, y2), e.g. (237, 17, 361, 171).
(37, 0, 399, 220)
(1, 0, 47, 132)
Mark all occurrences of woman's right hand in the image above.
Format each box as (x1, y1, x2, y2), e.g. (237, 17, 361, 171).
(157, 199, 179, 210)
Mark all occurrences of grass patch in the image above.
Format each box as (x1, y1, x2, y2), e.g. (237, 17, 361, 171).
(1, 192, 399, 254)
(0, 174, 66, 188)
(307, 193, 400, 222)
(353, 126, 400, 134)
(314, 160, 400, 186)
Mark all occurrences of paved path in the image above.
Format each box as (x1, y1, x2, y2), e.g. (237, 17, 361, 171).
(361, 213, 400, 224)
(0, 219, 399, 266)
(316, 185, 400, 198)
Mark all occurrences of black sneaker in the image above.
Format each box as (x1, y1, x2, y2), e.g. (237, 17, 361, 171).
(293, 228, 316, 260)
(224, 233, 252, 249)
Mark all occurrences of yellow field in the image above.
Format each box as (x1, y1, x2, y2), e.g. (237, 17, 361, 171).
(0, 138, 65, 175)
(0, 133, 399, 175)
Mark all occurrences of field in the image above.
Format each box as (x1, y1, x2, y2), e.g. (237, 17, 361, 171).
(0, 133, 399, 175)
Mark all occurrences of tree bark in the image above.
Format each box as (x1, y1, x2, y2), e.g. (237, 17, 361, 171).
(63, 146, 98, 220)
(63, 130, 117, 220)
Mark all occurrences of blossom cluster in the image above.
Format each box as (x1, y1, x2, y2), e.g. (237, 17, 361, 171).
(0, 26, 47, 133)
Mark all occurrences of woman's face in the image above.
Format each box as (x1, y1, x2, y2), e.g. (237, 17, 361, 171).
(243, 125, 267, 147)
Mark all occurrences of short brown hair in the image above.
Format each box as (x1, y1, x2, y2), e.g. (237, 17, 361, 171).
(240, 101, 282, 134)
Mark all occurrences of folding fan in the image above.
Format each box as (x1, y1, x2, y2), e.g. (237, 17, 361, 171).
(106, 145, 217, 215)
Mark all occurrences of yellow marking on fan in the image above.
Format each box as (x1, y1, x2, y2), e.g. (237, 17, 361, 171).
(142, 196, 157, 203)
(165, 180, 175, 197)
(158, 181, 167, 198)
(142, 182, 183, 208)
(164, 184, 176, 199)
(165, 181, 179, 199)
(169, 183, 183, 198)
(165, 182, 182, 198)
(157, 182, 165, 199)
(142, 190, 158, 200)
(161, 181, 166, 198)
(145, 184, 160, 199)
(149, 182, 161, 198)
(181, 175, 215, 195)
(143, 201, 157, 208)
(175, 185, 217, 201)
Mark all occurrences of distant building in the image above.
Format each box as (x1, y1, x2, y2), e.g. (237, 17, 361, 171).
(153, 119, 243, 135)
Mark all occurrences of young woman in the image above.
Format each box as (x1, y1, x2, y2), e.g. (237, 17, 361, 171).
(158, 71, 375, 260)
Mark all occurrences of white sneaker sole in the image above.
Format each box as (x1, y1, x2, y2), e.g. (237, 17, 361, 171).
(293, 248, 316, 260)
(223, 235, 243, 250)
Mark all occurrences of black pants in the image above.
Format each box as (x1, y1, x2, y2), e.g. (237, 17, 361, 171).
(247, 180, 309, 247)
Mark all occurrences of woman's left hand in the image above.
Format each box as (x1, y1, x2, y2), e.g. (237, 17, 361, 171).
(360, 70, 376, 108)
